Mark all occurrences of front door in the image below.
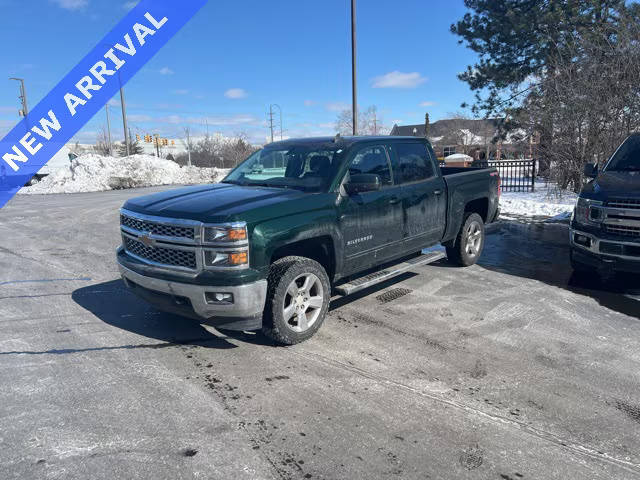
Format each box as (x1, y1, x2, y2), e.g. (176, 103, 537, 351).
(388, 142, 446, 252)
(338, 145, 403, 274)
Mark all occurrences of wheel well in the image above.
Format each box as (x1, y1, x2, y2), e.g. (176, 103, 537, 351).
(271, 236, 336, 280)
(464, 198, 489, 222)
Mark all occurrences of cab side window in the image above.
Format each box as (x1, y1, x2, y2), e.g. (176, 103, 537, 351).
(391, 143, 435, 184)
(348, 146, 393, 186)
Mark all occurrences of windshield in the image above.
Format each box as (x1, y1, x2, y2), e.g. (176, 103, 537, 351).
(222, 143, 345, 191)
(606, 135, 640, 172)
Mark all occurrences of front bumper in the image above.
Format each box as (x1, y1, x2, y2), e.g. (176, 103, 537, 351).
(118, 260, 267, 331)
(570, 228, 640, 273)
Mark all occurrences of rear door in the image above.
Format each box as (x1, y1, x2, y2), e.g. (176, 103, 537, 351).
(338, 144, 404, 273)
(388, 142, 447, 251)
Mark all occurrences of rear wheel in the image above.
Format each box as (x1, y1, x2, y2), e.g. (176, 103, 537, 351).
(262, 256, 331, 345)
(446, 212, 485, 267)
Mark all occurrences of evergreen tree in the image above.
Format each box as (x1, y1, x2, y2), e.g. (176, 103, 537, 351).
(117, 130, 144, 156)
(451, 0, 627, 116)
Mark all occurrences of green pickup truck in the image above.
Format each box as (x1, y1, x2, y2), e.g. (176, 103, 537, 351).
(117, 136, 500, 344)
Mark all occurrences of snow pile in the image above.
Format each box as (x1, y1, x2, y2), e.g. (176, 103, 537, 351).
(500, 181, 578, 219)
(20, 154, 228, 194)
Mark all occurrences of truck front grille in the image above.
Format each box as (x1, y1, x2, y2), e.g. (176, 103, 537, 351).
(604, 224, 640, 237)
(120, 213, 195, 240)
(124, 237, 197, 270)
(607, 198, 640, 210)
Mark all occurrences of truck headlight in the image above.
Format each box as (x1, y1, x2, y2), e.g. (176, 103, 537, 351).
(574, 198, 603, 226)
(203, 223, 247, 244)
(203, 249, 249, 269)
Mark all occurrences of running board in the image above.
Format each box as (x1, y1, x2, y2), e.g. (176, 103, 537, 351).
(334, 251, 446, 296)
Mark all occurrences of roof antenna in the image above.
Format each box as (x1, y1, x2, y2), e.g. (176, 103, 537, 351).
(334, 133, 341, 143)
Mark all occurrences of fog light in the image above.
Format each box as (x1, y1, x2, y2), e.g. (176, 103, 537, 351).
(205, 292, 234, 304)
(574, 233, 591, 247)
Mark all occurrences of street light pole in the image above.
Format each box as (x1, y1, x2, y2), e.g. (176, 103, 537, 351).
(351, 0, 358, 136)
(105, 104, 113, 156)
(9, 77, 28, 117)
(119, 80, 130, 156)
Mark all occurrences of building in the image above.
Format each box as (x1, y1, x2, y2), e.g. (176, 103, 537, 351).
(390, 118, 536, 161)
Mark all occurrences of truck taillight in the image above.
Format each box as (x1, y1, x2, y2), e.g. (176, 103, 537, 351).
(491, 172, 501, 197)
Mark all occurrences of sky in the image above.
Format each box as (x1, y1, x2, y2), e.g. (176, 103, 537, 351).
(0, 0, 480, 145)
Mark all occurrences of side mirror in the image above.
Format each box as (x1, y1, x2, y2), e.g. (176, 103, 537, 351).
(345, 174, 381, 194)
(584, 163, 598, 178)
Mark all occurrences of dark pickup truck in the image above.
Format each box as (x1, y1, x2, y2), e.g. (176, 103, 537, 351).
(570, 133, 640, 275)
(117, 136, 500, 344)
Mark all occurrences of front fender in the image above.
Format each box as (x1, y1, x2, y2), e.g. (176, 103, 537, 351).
(251, 209, 343, 273)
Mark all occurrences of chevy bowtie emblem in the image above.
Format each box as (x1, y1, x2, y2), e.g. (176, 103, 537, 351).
(139, 234, 156, 248)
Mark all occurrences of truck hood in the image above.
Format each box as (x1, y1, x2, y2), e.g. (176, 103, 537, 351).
(123, 183, 310, 222)
(582, 171, 640, 200)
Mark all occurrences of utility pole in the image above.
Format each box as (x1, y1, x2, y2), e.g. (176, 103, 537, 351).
(186, 128, 192, 166)
(270, 104, 282, 140)
(105, 104, 113, 156)
(9, 77, 28, 117)
(373, 108, 377, 135)
(268, 105, 275, 143)
(154, 134, 160, 157)
(119, 79, 130, 157)
(351, 0, 358, 136)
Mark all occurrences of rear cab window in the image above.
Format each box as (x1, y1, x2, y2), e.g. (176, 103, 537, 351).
(389, 142, 436, 185)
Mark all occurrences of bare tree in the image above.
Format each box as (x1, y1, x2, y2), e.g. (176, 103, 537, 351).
(95, 126, 111, 156)
(518, 8, 640, 191)
(174, 132, 257, 169)
(336, 105, 387, 135)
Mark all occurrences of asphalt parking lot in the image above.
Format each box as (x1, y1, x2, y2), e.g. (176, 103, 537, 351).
(1, 187, 640, 480)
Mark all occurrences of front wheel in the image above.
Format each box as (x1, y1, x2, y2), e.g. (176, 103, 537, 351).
(446, 212, 485, 267)
(262, 256, 331, 345)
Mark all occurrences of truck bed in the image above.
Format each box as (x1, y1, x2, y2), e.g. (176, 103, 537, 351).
(439, 166, 500, 244)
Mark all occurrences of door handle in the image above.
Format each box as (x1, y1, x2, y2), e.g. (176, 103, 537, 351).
(433, 190, 443, 195)
(389, 196, 401, 204)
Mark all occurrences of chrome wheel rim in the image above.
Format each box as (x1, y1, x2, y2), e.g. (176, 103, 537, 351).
(282, 273, 324, 333)
(465, 221, 483, 257)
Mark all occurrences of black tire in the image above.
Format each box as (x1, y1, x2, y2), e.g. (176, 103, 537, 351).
(262, 256, 331, 345)
(446, 212, 485, 267)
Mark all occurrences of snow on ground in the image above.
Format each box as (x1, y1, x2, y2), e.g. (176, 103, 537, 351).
(500, 180, 578, 219)
(19, 154, 229, 195)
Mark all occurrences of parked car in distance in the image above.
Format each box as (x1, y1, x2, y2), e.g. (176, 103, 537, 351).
(116, 136, 500, 344)
(570, 133, 640, 275)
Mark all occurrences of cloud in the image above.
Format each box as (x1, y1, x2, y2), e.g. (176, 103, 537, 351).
(326, 101, 349, 112)
(304, 100, 317, 107)
(224, 88, 248, 99)
(159, 67, 174, 75)
(123, 0, 137, 9)
(172, 89, 189, 95)
(50, 0, 88, 10)
(419, 101, 436, 107)
(128, 114, 153, 122)
(372, 71, 427, 89)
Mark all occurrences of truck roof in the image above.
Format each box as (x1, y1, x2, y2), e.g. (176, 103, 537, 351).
(266, 136, 428, 149)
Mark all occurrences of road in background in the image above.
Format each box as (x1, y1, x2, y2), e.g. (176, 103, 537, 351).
(1, 188, 639, 479)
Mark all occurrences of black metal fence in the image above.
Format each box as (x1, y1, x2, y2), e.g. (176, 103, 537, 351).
(439, 159, 536, 192)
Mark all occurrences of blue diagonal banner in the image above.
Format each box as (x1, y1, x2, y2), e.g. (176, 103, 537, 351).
(0, 0, 207, 209)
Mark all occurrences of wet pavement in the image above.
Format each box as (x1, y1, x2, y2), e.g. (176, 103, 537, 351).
(1, 187, 640, 480)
